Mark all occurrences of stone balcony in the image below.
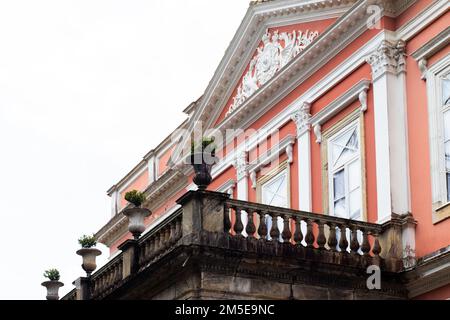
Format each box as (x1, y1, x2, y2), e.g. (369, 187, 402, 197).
(62, 190, 413, 300)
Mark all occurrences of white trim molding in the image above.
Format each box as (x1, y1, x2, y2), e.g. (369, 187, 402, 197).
(411, 27, 450, 81)
(248, 135, 296, 189)
(425, 54, 450, 224)
(311, 79, 371, 144)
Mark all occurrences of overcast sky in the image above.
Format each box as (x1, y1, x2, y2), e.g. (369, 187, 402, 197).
(0, 0, 248, 300)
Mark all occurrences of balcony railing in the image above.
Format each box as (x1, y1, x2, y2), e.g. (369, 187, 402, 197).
(225, 198, 382, 257)
(62, 190, 409, 300)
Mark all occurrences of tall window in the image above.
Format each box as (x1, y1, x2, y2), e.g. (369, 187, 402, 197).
(426, 55, 450, 223)
(442, 75, 450, 201)
(328, 121, 362, 220)
(259, 166, 289, 241)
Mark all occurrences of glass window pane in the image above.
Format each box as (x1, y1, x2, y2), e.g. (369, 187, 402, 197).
(349, 188, 361, 220)
(261, 171, 288, 208)
(333, 129, 359, 168)
(333, 169, 345, 200)
(443, 78, 450, 106)
(348, 160, 361, 191)
(334, 198, 346, 218)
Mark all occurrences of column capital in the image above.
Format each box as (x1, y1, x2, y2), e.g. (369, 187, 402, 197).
(291, 101, 312, 137)
(366, 40, 406, 81)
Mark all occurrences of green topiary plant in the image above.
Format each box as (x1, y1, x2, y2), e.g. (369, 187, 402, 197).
(43, 269, 60, 281)
(78, 234, 97, 248)
(191, 137, 216, 155)
(124, 190, 146, 207)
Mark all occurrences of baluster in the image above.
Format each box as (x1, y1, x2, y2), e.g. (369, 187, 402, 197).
(224, 204, 232, 233)
(169, 221, 177, 245)
(154, 233, 161, 255)
(270, 213, 280, 242)
(281, 215, 292, 243)
(176, 217, 182, 240)
(305, 219, 315, 248)
(258, 211, 268, 240)
(372, 233, 382, 257)
(317, 221, 326, 249)
(339, 225, 349, 252)
(233, 206, 244, 236)
(164, 226, 171, 249)
(327, 223, 338, 251)
(350, 227, 360, 254)
(147, 238, 155, 261)
(246, 211, 256, 238)
(293, 217, 303, 245)
(361, 229, 370, 256)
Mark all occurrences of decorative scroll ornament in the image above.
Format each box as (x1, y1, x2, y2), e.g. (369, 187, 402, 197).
(226, 29, 319, 117)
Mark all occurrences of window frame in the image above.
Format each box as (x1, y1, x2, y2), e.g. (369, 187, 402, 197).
(426, 54, 450, 224)
(321, 109, 367, 222)
(327, 120, 362, 220)
(257, 161, 291, 209)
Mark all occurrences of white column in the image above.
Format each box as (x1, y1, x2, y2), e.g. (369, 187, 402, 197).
(234, 151, 248, 236)
(367, 40, 410, 223)
(291, 102, 312, 212)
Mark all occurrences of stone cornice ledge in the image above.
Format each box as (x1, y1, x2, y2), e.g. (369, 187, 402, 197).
(405, 246, 450, 298)
(310, 79, 370, 143)
(411, 26, 450, 80)
(248, 134, 296, 188)
(96, 169, 187, 246)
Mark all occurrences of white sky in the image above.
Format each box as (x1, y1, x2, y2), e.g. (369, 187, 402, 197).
(0, 0, 249, 300)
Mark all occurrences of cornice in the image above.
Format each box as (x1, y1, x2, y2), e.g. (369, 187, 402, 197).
(405, 246, 450, 298)
(97, 169, 187, 246)
(411, 26, 450, 80)
(310, 79, 370, 143)
(171, 0, 357, 166)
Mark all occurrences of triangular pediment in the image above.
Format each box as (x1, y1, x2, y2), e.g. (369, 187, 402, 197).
(214, 18, 336, 126)
(168, 0, 378, 167)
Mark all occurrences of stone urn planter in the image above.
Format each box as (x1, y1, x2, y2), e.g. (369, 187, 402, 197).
(189, 137, 217, 190)
(123, 207, 152, 239)
(76, 247, 102, 276)
(41, 280, 64, 300)
(190, 153, 217, 190)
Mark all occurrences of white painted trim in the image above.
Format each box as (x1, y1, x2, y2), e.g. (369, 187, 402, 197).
(311, 79, 370, 143)
(216, 179, 236, 195)
(426, 55, 450, 210)
(248, 135, 296, 189)
(411, 27, 450, 81)
(396, 0, 449, 41)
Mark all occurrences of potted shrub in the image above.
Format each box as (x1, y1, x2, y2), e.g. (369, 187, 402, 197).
(76, 234, 101, 276)
(41, 269, 63, 300)
(122, 190, 151, 239)
(190, 137, 217, 190)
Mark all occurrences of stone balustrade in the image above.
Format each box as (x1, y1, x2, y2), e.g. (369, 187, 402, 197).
(62, 190, 410, 300)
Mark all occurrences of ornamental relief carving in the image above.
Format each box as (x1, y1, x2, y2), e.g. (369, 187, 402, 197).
(226, 29, 319, 117)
